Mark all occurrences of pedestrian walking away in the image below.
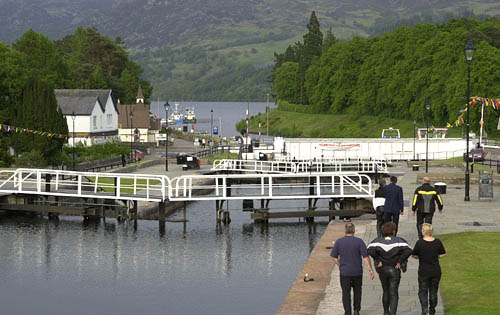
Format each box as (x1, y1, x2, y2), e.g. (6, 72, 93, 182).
(373, 179, 386, 238)
(383, 176, 404, 235)
(331, 223, 374, 315)
(367, 222, 413, 315)
(412, 223, 446, 315)
(412, 176, 444, 239)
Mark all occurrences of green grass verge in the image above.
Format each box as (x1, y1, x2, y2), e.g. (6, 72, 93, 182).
(204, 152, 239, 164)
(438, 232, 500, 315)
(238, 109, 463, 138)
(88, 177, 161, 194)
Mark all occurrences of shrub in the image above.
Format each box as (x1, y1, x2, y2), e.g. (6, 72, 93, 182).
(15, 149, 47, 168)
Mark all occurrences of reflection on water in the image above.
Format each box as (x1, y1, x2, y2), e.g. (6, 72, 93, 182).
(0, 199, 327, 315)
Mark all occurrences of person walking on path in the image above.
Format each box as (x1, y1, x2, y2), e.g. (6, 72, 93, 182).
(331, 223, 375, 315)
(373, 179, 386, 238)
(383, 176, 404, 235)
(412, 176, 444, 240)
(412, 223, 447, 315)
(367, 222, 413, 315)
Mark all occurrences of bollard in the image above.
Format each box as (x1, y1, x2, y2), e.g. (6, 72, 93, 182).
(471, 163, 474, 174)
(45, 173, 51, 192)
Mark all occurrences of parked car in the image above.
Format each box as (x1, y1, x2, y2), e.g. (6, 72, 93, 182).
(464, 148, 485, 162)
(131, 150, 144, 160)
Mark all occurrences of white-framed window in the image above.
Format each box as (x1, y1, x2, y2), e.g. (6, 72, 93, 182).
(93, 116, 97, 128)
(107, 114, 112, 125)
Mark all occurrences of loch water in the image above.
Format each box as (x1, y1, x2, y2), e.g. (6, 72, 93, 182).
(0, 197, 331, 315)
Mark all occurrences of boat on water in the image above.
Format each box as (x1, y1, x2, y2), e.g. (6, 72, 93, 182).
(168, 103, 185, 124)
(184, 107, 197, 124)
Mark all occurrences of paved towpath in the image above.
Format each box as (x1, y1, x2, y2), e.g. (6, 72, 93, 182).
(312, 162, 500, 315)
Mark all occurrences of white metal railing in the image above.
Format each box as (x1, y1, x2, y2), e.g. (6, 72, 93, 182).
(0, 169, 170, 202)
(0, 168, 373, 203)
(170, 172, 373, 201)
(275, 156, 389, 163)
(212, 159, 387, 174)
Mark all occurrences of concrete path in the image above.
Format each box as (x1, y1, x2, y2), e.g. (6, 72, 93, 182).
(314, 162, 500, 315)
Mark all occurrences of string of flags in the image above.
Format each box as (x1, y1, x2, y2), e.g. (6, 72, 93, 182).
(1, 124, 119, 140)
(1, 123, 68, 139)
(447, 96, 500, 128)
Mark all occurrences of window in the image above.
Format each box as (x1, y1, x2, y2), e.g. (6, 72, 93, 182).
(107, 114, 112, 125)
(93, 116, 97, 128)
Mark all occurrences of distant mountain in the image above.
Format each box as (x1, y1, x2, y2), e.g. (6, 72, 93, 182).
(1, 0, 499, 101)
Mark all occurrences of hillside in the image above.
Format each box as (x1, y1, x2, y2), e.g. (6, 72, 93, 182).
(1, 0, 499, 100)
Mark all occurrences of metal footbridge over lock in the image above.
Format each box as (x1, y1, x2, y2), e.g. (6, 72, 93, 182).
(0, 168, 373, 203)
(211, 159, 387, 174)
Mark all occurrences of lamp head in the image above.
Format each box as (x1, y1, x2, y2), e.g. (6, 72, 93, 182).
(425, 101, 431, 111)
(464, 40, 476, 63)
(164, 101, 170, 112)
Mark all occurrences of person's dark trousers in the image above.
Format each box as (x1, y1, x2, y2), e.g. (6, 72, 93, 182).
(378, 266, 401, 315)
(416, 211, 434, 239)
(376, 212, 384, 238)
(418, 274, 440, 315)
(383, 212, 400, 235)
(340, 275, 363, 315)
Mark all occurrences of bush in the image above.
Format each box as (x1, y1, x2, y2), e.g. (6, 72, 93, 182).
(15, 149, 47, 168)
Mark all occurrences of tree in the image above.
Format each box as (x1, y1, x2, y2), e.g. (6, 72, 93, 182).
(14, 77, 68, 165)
(323, 28, 337, 53)
(12, 29, 71, 88)
(303, 11, 323, 62)
(274, 62, 298, 102)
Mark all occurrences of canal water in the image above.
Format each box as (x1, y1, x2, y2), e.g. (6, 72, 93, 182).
(150, 101, 276, 138)
(0, 197, 331, 315)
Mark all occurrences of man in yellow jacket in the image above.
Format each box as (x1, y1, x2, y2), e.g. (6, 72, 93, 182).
(412, 177, 444, 239)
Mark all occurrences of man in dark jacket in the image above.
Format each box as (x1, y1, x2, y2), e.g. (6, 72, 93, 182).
(368, 222, 413, 315)
(383, 176, 404, 235)
(412, 176, 444, 239)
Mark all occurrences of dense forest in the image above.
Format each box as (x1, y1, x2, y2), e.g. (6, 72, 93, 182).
(272, 16, 500, 137)
(0, 27, 150, 166)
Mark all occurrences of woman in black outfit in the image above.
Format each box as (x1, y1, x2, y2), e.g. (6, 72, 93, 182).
(372, 179, 386, 238)
(367, 222, 413, 315)
(412, 223, 446, 315)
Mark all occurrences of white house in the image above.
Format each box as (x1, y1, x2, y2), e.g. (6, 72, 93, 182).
(54, 89, 119, 146)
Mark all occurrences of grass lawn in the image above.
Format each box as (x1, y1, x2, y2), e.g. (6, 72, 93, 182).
(438, 232, 500, 314)
(204, 152, 239, 164)
(88, 177, 162, 194)
(240, 109, 464, 138)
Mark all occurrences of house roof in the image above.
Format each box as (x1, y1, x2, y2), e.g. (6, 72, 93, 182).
(54, 89, 118, 115)
(118, 103, 151, 128)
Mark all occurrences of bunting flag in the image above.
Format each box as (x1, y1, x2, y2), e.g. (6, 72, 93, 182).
(447, 96, 500, 128)
(0, 123, 68, 140)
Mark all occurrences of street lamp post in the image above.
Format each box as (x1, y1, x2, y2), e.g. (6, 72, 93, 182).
(464, 39, 476, 202)
(130, 111, 134, 160)
(164, 102, 170, 171)
(266, 93, 270, 136)
(71, 112, 76, 170)
(210, 109, 213, 139)
(425, 101, 431, 173)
